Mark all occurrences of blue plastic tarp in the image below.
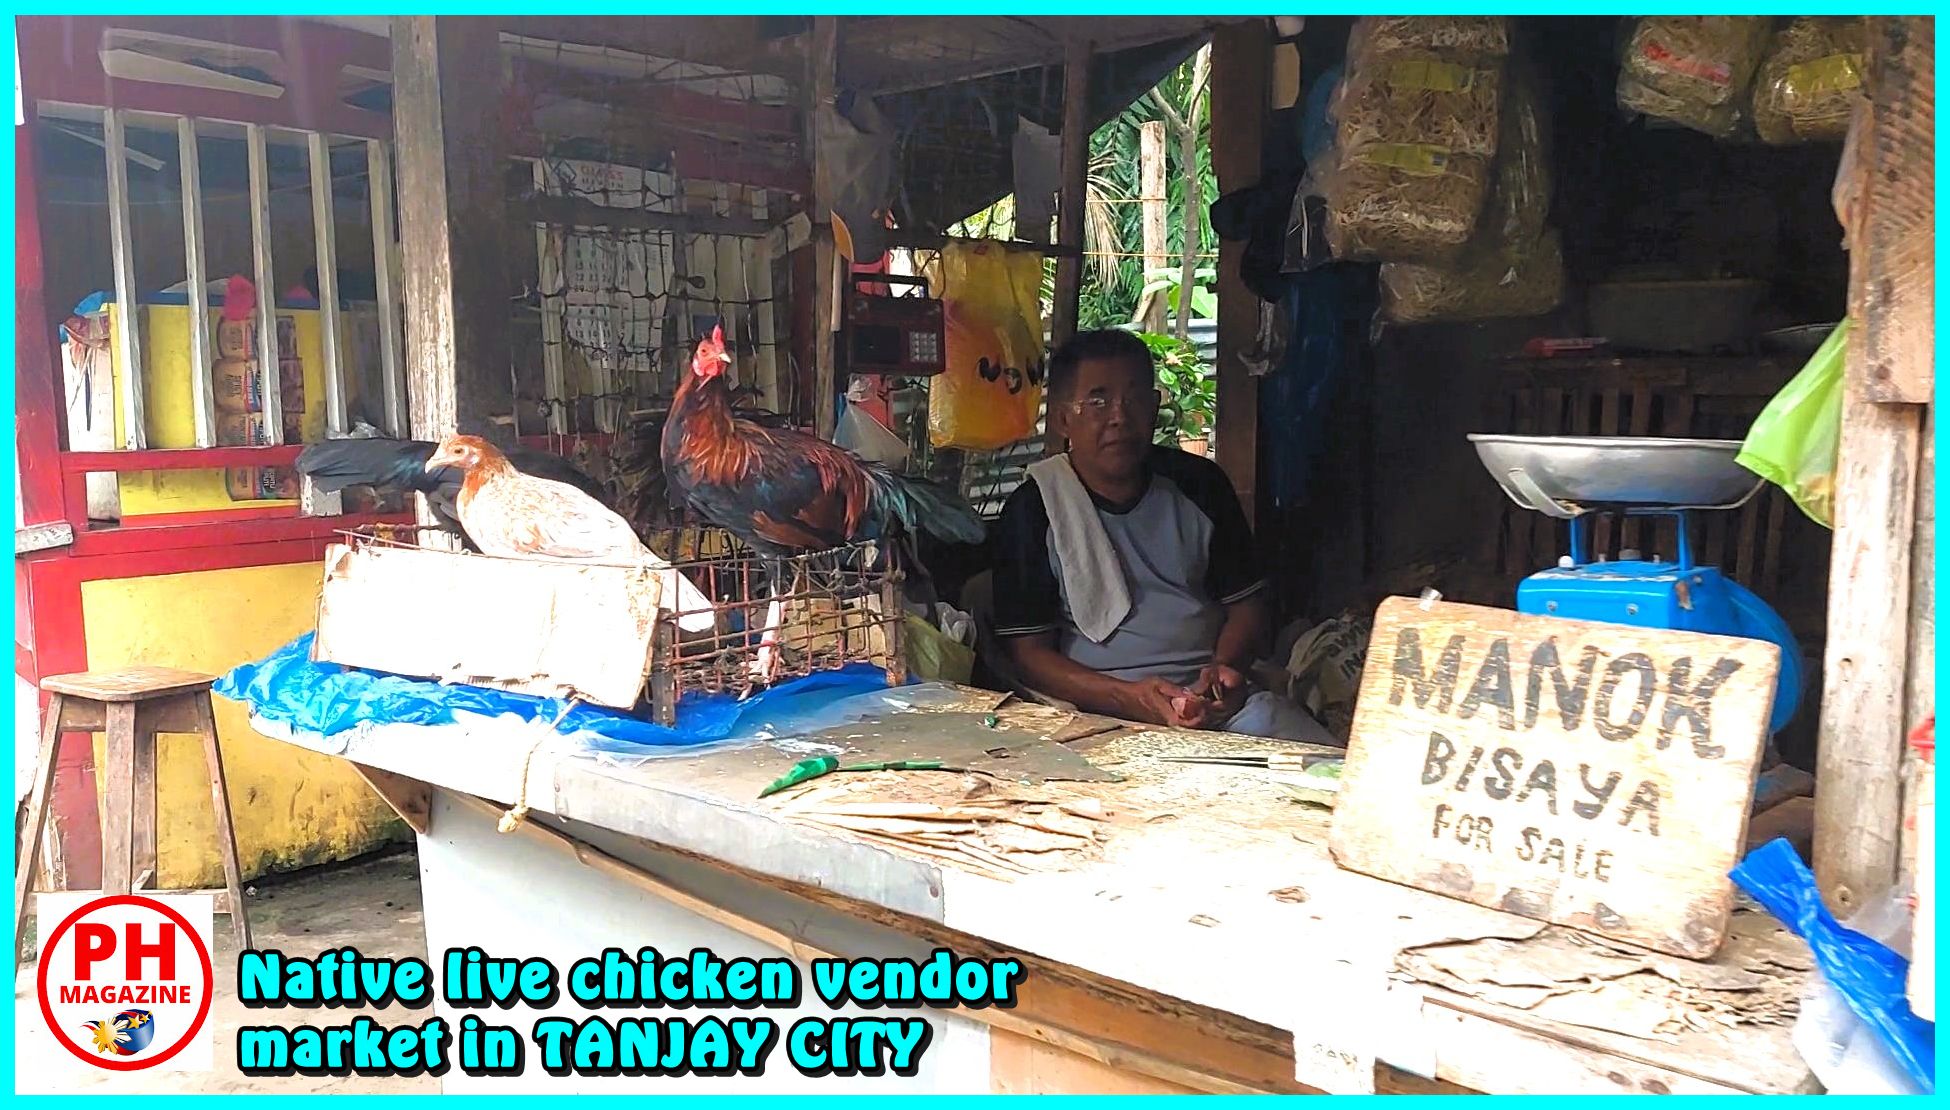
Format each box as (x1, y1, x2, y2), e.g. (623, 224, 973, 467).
(1731, 838, 1935, 1092)
(214, 633, 902, 751)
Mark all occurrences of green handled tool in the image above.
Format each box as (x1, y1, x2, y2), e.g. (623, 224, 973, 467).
(758, 756, 951, 798)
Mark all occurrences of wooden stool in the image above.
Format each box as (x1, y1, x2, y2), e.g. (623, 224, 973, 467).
(15, 666, 251, 959)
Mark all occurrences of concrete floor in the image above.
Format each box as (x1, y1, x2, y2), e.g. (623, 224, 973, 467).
(15, 849, 435, 1094)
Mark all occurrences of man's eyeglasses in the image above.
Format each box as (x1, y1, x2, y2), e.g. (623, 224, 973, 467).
(1062, 389, 1164, 421)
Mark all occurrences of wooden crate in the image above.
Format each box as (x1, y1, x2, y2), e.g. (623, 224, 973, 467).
(315, 540, 667, 709)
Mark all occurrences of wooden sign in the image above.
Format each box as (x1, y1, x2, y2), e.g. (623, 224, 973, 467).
(1330, 598, 1779, 958)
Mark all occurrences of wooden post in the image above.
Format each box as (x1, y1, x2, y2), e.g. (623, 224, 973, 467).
(1173, 44, 1211, 341)
(1209, 20, 1270, 522)
(1138, 121, 1168, 332)
(1050, 36, 1092, 349)
(391, 16, 513, 444)
(808, 16, 840, 441)
(15, 98, 67, 525)
(1814, 15, 1934, 916)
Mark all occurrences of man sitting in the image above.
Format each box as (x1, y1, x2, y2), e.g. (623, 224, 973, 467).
(990, 329, 1335, 743)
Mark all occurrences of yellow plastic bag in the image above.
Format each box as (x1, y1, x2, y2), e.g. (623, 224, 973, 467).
(926, 241, 1046, 450)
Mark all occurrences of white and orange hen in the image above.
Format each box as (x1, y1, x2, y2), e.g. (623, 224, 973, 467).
(424, 434, 715, 632)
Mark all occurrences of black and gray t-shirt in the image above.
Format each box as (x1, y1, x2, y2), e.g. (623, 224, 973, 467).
(991, 447, 1266, 687)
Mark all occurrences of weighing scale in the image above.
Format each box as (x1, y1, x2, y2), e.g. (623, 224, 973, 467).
(1469, 434, 1804, 739)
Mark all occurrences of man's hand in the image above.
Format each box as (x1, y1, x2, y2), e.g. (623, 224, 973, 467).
(1189, 662, 1249, 723)
(1121, 676, 1208, 729)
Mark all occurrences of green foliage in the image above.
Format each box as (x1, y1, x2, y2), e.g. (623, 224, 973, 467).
(944, 50, 1216, 334)
(1139, 265, 1218, 321)
(1137, 330, 1215, 443)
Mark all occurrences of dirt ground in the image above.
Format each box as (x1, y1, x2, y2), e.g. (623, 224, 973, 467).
(14, 849, 435, 1095)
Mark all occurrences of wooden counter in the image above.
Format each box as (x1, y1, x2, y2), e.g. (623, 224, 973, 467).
(255, 689, 1817, 1094)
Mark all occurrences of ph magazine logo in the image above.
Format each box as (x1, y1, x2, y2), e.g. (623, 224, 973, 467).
(34, 893, 215, 1072)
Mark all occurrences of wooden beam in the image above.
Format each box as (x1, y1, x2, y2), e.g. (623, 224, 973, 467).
(808, 16, 840, 441)
(1050, 36, 1092, 350)
(1138, 120, 1168, 332)
(517, 194, 775, 239)
(1856, 17, 1935, 405)
(837, 17, 1234, 95)
(15, 101, 69, 526)
(1173, 44, 1212, 341)
(1208, 19, 1270, 522)
(15, 522, 74, 556)
(1814, 15, 1933, 916)
(497, 16, 794, 81)
(392, 16, 514, 444)
(352, 763, 432, 835)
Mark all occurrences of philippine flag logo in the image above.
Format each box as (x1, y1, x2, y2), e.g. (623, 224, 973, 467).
(80, 1009, 158, 1057)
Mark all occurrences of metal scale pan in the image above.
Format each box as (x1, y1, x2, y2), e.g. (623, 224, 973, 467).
(1466, 435, 1766, 520)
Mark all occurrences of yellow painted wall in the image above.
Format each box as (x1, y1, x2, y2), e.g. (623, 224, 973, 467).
(82, 561, 407, 888)
(103, 303, 331, 515)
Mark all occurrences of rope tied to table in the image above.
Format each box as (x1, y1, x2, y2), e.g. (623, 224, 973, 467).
(499, 697, 581, 833)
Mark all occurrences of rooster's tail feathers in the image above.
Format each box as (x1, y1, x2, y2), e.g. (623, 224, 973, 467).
(865, 470, 987, 545)
(294, 438, 439, 494)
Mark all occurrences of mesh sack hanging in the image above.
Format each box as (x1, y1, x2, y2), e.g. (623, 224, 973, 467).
(1617, 16, 1773, 138)
(1752, 17, 1868, 144)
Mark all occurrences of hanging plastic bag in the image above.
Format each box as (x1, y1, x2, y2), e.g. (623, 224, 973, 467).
(835, 382, 909, 468)
(1731, 839, 1935, 1092)
(1737, 318, 1848, 527)
(902, 614, 974, 685)
(926, 241, 1046, 450)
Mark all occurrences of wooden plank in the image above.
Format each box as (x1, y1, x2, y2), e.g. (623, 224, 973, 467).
(351, 762, 433, 835)
(307, 130, 349, 437)
(1330, 598, 1778, 958)
(1172, 44, 1211, 340)
(314, 542, 664, 710)
(807, 16, 839, 442)
(1420, 999, 1745, 1094)
(101, 109, 146, 450)
(1857, 16, 1934, 404)
(1137, 120, 1168, 333)
(100, 702, 138, 895)
(517, 194, 776, 239)
(42, 666, 214, 702)
(1049, 35, 1092, 351)
(14, 522, 73, 555)
(365, 139, 408, 437)
(177, 116, 217, 448)
(1816, 18, 1931, 915)
(245, 123, 284, 445)
(392, 16, 513, 443)
(990, 1029, 1197, 1094)
(447, 792, 1300, 1094)
(1209, 19, 1269, 520)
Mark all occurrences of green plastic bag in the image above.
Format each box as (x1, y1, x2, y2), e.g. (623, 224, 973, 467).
(1738, 318, 1849, 528)
(902, 615, 974, 685)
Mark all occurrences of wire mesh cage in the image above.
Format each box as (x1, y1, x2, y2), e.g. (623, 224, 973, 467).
(332, 524, 904, 725)
(642, 524, 907, 723)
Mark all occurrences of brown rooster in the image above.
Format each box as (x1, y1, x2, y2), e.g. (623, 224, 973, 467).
(424, 434, 715, 632)
(661, 326, 985, 684)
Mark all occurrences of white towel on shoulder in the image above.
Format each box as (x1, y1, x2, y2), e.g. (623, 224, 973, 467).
(1026, 453, 1132, 644)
